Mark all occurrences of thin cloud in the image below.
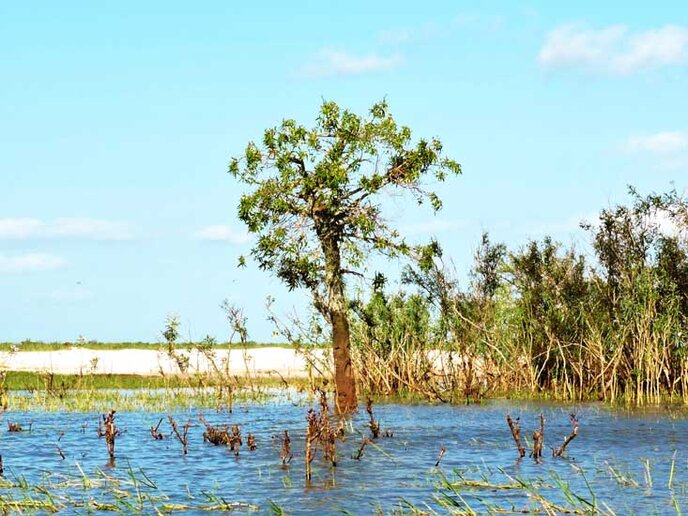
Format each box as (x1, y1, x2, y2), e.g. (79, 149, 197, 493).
(0, 253, 66, 274)
(625, 132, 688, 154)
(0, 218, 135, 240)
(539, 23, 688, 74)
(193, 225, 250, 244)
(298, 48, 403, 78)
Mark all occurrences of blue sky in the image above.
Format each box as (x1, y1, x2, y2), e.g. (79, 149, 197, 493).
(1, 1, 687, 342)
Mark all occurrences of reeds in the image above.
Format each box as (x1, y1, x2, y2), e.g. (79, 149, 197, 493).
(345, 189, 688, 406)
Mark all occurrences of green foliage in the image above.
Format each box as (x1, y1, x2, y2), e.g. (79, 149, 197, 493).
(229, 99, 461, 307)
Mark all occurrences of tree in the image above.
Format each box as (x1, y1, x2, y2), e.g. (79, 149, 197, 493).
(229, 100, 461, 412)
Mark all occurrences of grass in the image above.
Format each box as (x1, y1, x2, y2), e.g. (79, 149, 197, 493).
(1, 371, 307, 391)
(0, 371, 313, 411)
(0, 464, 259, 513)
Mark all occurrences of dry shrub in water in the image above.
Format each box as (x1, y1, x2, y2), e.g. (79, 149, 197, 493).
(98, 410, 122, 461)
(168, 415, 191, 455)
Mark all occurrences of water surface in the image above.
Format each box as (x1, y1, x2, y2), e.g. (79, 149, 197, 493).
(1, 398, 686, 513)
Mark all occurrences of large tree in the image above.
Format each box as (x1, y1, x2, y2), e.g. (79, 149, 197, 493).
(229, 100, 460, 412)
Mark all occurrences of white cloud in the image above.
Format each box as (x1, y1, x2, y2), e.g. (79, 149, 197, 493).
(193, 225, 250, 244)
(0, 253, 66, 274)
(539, 24, 688, 74)
(0, 218, 44, 239)
(0, 218, 134, 240)
(298, 48, 403, 78)
(625, 132, 688, 154)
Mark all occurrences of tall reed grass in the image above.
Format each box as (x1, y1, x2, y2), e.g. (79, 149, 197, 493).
(346, 187, 688, 405)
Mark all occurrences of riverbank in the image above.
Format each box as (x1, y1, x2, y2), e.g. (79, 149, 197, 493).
(0, 347, 327, 378)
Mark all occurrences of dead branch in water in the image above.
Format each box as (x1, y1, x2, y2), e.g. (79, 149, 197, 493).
(98, 410, 122, 461)
(506, 414, 526, 458)
(230, 424, 242, 457)
(530, 413, 545, 461)
(150, 418, 165, 440)
(366, 399, 380, 439)
(168, 415, 191, 455)
(352, 438, 371, 460)
(553, 413, 579, 457)
(280, 430, 292, 465)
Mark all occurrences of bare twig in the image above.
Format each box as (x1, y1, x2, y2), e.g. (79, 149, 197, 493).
(553, 413, 579, 457)
(168, 415, 191, 455)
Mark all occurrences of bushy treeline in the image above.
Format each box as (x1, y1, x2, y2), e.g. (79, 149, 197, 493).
(349, 187, 688, 404)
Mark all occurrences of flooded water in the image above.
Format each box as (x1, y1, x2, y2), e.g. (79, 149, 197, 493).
(2, 397, 687, 513)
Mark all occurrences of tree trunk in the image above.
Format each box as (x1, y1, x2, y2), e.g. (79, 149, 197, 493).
(319, 232, 358, 413)
(331, 303, 357, 413)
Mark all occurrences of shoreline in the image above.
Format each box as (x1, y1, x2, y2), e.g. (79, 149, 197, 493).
(0, 347, 329, 378)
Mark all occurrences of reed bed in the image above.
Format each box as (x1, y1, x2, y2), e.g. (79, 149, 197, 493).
(345, 189, 688, 407)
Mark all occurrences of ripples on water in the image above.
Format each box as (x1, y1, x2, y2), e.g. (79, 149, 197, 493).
(1, 398, 687, 513)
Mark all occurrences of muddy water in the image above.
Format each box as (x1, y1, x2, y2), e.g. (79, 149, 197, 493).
(2, 398, 687, 513)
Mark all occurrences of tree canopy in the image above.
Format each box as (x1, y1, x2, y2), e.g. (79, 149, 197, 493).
(229, 99, 461, 411)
